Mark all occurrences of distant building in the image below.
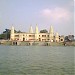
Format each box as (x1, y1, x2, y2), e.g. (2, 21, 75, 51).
(10, 25, 64, 42)
(65, 35, 74, 42)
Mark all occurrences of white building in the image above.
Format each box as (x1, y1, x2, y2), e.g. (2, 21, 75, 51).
(10, 25, 64, 42)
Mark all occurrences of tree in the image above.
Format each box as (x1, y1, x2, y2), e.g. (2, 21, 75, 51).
(17, 30, 21, 33)
(65, 35, 74, 42)
(40, 29, 48, 33)
(0, 28, 22, 40)
(0, 29, 10, 39)
(0, 34, 6, 39)
(13, 29, 19, 33)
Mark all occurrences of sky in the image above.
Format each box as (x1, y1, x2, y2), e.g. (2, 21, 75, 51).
(0, 0, 74, 36)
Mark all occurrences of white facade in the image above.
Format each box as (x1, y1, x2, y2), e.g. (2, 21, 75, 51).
(10, 25, 64, 42)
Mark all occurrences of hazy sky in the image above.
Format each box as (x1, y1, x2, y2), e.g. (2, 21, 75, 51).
(0, 0, 74, 35)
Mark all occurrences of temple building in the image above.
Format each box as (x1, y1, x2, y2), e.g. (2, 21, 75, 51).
(10, 25, 64, 42)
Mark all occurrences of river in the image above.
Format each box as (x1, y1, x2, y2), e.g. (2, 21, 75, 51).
(0, 46, 74, 75)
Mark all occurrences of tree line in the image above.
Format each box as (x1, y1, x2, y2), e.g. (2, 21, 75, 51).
(0, 29, 22, 40)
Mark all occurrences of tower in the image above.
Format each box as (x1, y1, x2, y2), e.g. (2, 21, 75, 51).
(35, 24, 38, 34)
(49, 25, 54, 42)
(10, 26, 14, 40)
(29, 25, 33, 33)
(35, 24, 39, 41)
(55, 32, 59, 42)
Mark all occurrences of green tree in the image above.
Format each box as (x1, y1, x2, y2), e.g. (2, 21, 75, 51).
(17, 30, 21, 33)
(0, 28, 22, 40)
(40, 29, 48, 33)
(0, 34, 6, 39)
(0, 29, 10, 39)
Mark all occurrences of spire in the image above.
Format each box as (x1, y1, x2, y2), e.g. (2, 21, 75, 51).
(11, 26, 14, 34)
(10, 26, 14, 40)
(29, 25, 33, 33)
(55, 32, 59, 42)
(49, 25, 53, 33)
(35, 24, 39, 34)
(49, 25, 54, 41)
(55, 32, 59, 37)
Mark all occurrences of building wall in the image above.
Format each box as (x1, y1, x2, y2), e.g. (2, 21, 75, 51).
(10, 26, 64, 42)
(12, 33, 64, 42)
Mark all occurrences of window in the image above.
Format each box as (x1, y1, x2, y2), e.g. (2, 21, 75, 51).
(29, 35, 31, 37)
(61, 39, 63, 41)
(42, 35, 46, 37)
(15, 35, 19, 37)
(29, 35, 35, 37)
(47, 35, 49, 37)
(42, 39, 46, 41)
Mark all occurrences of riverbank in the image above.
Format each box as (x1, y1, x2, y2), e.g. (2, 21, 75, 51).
(0, 40, 75, 46)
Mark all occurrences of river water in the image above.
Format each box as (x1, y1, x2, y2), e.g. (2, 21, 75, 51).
(0, 46, 74, 75)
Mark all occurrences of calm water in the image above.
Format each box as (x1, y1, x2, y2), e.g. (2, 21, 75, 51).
(0, 46, 74, 75)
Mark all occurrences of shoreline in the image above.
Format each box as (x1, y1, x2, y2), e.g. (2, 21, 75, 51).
(0, 40, 75, 46)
